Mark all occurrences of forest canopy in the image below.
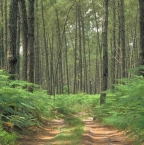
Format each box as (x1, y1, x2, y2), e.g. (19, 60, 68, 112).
(0, 0, 144, 144)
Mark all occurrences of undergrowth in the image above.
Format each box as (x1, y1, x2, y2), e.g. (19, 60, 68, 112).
(0, 69, 99, 145)
(94, 75, 144, 144)
(52, 93, 99, 117)
(3, 68, 144, 144)
(0, 70, 53, 144)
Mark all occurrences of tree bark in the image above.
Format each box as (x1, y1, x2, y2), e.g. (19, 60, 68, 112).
(41, 0, 49, 91)
(16, 12, 20, 79)
(7, 0, 18, 79)
(78, 0, 83, 92)
(34, 0, 40, 85)
(4, 0, 8, 69)
(139, 0, 144, 71)
(0, 1, 4, 69)
(27, 0, 35, 92)
(19, 0, 28, 81)
(119, 0, 126, 78)
(73, 2, 78, 94)
(100, 0, 109, 104)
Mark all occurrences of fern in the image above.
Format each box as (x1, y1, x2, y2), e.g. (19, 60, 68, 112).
(93, 75, 144, 144)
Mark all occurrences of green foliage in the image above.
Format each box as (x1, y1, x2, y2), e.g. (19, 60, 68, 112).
(0, 70, 101, 144)
(0, 70, 103, 144)
(94, 75, 144, 144)
(63, 85, 69, 94)
(65, 116, 84, 127)
(51, 116, 85, 145)
(51, 94, 99, 118)
(0, 70, 55, 143)
(0, 122, 17, 145)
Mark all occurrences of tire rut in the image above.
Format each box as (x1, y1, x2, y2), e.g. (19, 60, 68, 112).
(18, 119, 64, 145)
(82, 117, 134, 145)
(18, 114, 134, 145)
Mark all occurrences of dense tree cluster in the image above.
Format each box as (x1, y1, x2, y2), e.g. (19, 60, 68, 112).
(0, 0, 143, 95)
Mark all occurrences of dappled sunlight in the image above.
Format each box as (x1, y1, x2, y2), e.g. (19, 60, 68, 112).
(18, 114, 134, 145)
(18, 119, 64, 145)
(82, 116, 134, 145)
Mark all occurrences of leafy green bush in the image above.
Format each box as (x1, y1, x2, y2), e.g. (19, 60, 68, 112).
(94, 75, 144, 144)
(0, 70, 100, 144)
(0, 70, 55, 143)
(51, 94, 99, 118)
(65, 116, 84, 127)
(0, 122, 17, 145)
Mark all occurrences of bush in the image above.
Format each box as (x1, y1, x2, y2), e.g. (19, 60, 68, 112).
(0, 122, 17, 145)
(94, 75, 144, 144)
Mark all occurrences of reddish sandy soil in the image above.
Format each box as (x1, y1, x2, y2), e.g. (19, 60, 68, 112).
(18, 116, 134, 145)
(82, 117, 134, 145)
(17, 119, 65, 145)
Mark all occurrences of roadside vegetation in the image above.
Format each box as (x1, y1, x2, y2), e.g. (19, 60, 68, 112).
(0, 70, 144, 145)
(94, 75, 144, 144)
(0, 70, 98, 145)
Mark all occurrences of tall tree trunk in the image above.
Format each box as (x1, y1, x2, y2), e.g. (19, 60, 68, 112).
(64, 35, 70, 94)
(7, 0, 18, 79)
(100, 0, 109, 105)
(16, 12, 20, 79)
(27, 0, 35, 92)
(116, 0, 121, 81)
(92, 0, 102, 93)
(34, 0, 40, 85)
(19, 0, 28, 81)
(78, 0, 82, 92)
(0, 1, 4, 69)
(73, 2, 78, 94)
(54, 8, 63, 94)
(41, 0, 49, 91)
(111, 0, 116, 89)
(4, 0, 8, 69)
(49, 32, 55, 95)
(81, 8, 88, 93)
(119, 0, 126, 78)
(139, 0, 144, 72)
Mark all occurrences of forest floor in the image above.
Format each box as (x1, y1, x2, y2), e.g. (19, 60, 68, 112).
(18, 113, 134, 145)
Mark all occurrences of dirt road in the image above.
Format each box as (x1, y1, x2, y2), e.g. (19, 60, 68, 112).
(18, 116, 134, 145)
(18, 119, 64, 145)
(82, 117, 133, 145)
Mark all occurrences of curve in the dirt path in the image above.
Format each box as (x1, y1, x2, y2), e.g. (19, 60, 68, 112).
(82, 117, 134, 145)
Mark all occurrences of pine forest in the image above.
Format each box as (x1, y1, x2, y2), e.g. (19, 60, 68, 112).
(0, 0, 144, 144)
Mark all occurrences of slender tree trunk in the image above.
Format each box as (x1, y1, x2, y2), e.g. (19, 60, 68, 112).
(87, 34, 92, 94)
(19, 0, 28, 81)
(92, 0, 102, 93)
(116, 0, 121, 81)
(100, 0, 109, 105)
(16, 12, 20, 79)
(27, 0, 35, 91)
(54, 8, 63, 94)
(119, 0, 126, 78)
(65, 35, 70, 94)
(111, 0, 116, 89)
(0, 1, 4, 69)
(4, 0, 8, 69)
(81, 8, 88, 93)
(139, 0, 144, 71)
(7, 0, 18, 79)
(49, 32, 55, 95)
(34, 0, 40, 85)
(41, 0, 49, 91)
(73, 3, 78, 94)
(78, 0, 82, 92)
